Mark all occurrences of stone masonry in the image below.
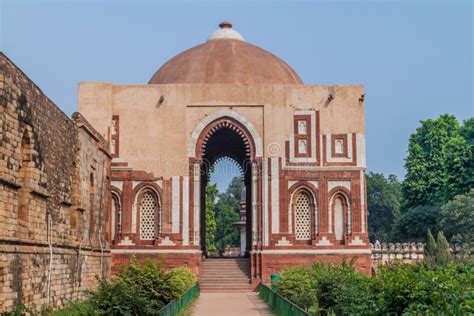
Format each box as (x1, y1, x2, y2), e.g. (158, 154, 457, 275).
(0, 53, 111, 312)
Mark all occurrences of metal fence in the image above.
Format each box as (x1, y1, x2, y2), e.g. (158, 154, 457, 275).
(259, 283, 310, 316)
(159, 284, 200, 316)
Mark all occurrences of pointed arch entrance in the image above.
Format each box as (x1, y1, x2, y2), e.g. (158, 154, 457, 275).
(194, 116, 258, 256)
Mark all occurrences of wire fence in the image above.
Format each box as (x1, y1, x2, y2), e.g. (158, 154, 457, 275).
(259, 283, 310, 316)
(159, 284, 200, 316)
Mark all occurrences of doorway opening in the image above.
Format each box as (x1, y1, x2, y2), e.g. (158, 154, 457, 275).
(198, 117, 255, 258)
(206, 158, 244, 257)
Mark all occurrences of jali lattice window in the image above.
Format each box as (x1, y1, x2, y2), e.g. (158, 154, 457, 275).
(140, 191, 158, 240)
(295, 192, 311, 240)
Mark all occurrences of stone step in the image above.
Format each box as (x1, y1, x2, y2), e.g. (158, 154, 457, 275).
(201, 283, 251, 287)
(200, 259, 252, 293)
(203, 266, 250, 269)
(203, 264, 249, 266)
(200, 285, 252, 290)
(203, 270, 249, 272)
(203, 271, 249, 275)
(203, 269, 249, 272)
(202, 267, 250, 271)
(203, 265, 250, 268)
(203, 266, 249, 268)
(200, 288, 253, 293)
(200, 287, 253, 292)
(202, 269, 250, 272)
(203, 260, 249, 264)
(202, 263, 250, 268)
(201, 278, 250, 283)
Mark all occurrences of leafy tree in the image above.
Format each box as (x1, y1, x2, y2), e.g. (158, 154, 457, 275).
(215, 176, 244, 251)
(392, 204, 440, 242)
(205, 184, 218, 252)
(403, 115, 472, 208)
(426, 229, 437, 258)
(439, 189, 474, 246)
(367, 172, 402, 242)
(435, 231, 452, 265)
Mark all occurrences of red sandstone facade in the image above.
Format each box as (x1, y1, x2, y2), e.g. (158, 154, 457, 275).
(79, 22, 371, 286)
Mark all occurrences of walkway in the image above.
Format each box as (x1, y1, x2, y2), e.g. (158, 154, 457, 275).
(192, 292, 274, 316)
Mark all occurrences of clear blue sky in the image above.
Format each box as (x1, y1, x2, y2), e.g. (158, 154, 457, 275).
(1, 0, 472, 192)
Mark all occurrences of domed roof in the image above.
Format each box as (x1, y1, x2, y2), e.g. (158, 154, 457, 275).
(148, 21, 303, 85)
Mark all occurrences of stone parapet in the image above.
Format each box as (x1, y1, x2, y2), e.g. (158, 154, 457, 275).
(370, 241, 473, 272)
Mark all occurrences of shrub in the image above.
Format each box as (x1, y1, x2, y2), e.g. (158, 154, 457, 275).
(165, 266, 196, 299)
(273, 266, 316, 311)
(310, 260, 376, 315)
(52, 300, 98, 316)
(274, 259, 474, 315)
(336, 275, 378, 316)
(85, 260, 195, 315)
(88, 277, 155, 315)
(375, 262, 474, 315)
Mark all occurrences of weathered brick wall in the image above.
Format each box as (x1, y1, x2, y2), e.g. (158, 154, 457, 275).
(0, 53, 111, 312)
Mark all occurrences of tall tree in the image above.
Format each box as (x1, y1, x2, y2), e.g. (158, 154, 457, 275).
(425, 229, 437, 257)
(215, 176, 243, 251)
(439, 189, 474, 246)
(205, 184, 218, 252)
(460, 117, 474, 146)
(435, 231, 452, 266)
(460, 118, 474, 191)
(403, 115, 472, 208)
(367, 172, 402, 242)
(392, 204, 440, 242)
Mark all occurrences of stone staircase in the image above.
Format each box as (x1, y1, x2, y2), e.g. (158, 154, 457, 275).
(200, 258, 252, 292)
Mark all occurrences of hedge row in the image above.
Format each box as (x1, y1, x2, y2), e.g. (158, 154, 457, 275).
(274, 259, 474, 315)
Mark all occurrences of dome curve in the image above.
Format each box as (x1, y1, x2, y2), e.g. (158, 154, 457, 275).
(148, 22, 303, 85)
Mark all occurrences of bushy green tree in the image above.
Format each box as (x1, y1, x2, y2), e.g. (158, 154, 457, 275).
(375, 263, 474, 315)
(435, 231, 452, 265)
(403, 115, 472, 208)
(426, 229, 437, 258)
(273, 266, 316, 311)
(275, 261, 474, 315)
(311, 261, 372, 315)
(215, 176, 243, 251)
(440, 189, 474, 246)
(366, 172, 402, 242)
(87, 260, 196, 315)
(460, 118, 474, 189)
(205, 184, 218, 252)
(392, 204, 440, 242)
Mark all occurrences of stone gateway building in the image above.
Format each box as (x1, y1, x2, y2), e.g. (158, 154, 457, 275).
(0, 21, 369, 310)
(79, 21, 370, 285)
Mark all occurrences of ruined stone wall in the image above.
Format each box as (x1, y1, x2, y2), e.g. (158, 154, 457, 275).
(370, 241, 472, 274)
(0, 53, 111, 312)
(370, 242, 425, 273)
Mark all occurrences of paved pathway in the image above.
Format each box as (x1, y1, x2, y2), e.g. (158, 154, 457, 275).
(192, 292, 274, 316)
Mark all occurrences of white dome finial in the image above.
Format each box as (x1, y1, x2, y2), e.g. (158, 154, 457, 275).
(207, 20, 245, 42)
